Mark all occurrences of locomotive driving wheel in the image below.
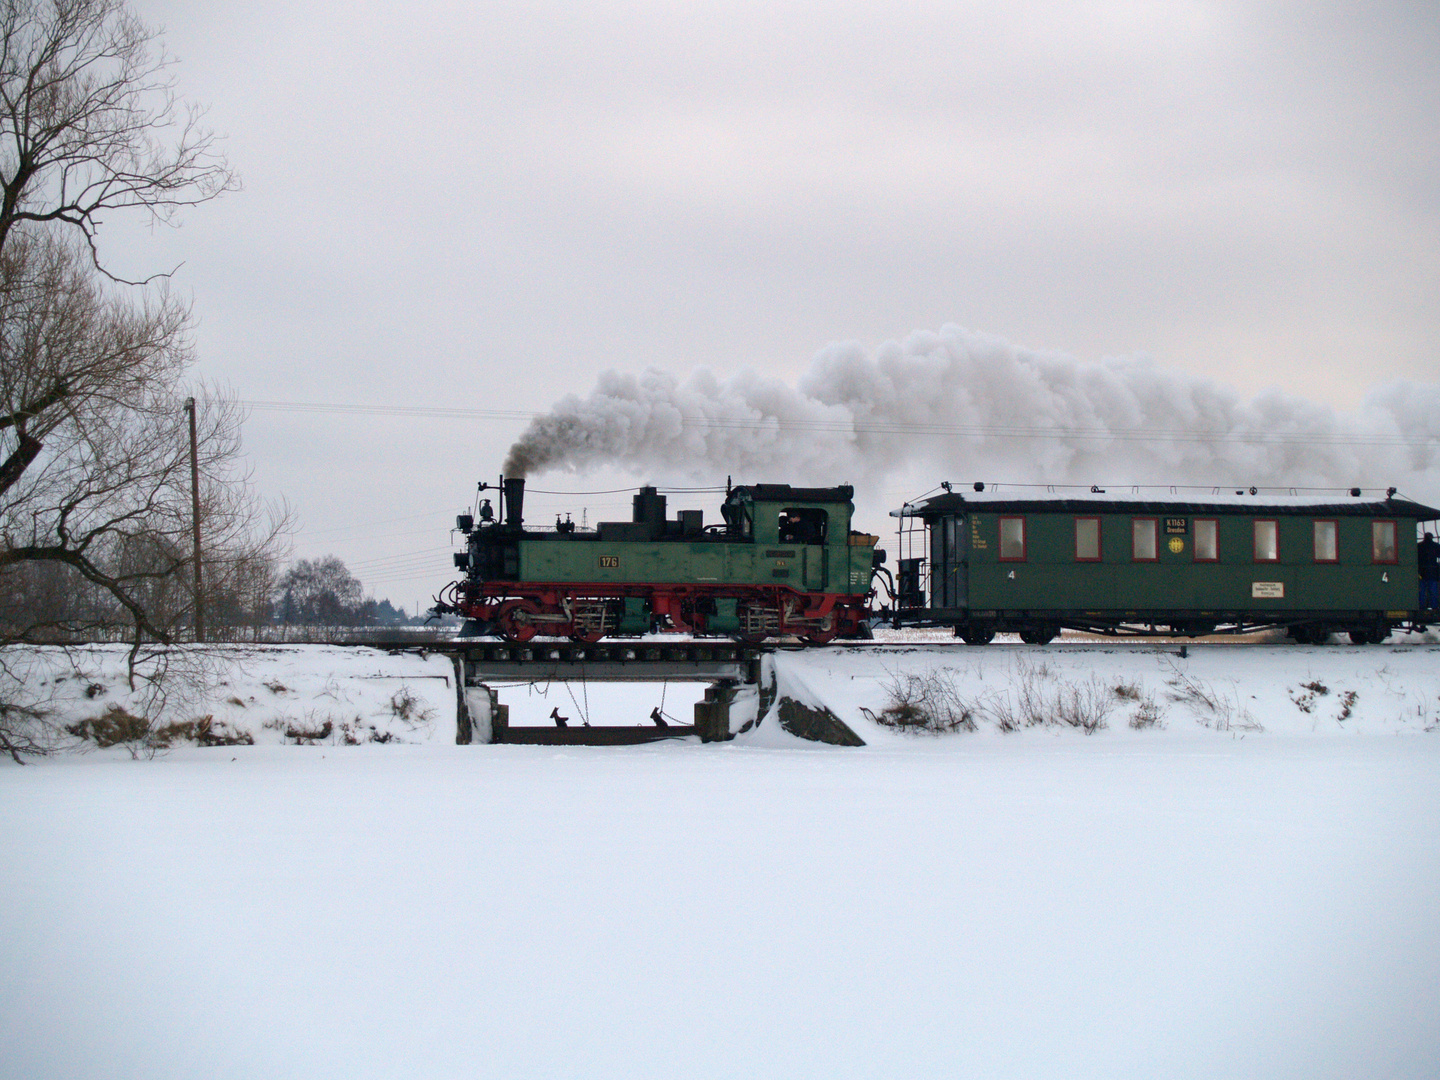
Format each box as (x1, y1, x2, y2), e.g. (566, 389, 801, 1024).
(800, 613, 838, 646)
(494, 599, 541, 642)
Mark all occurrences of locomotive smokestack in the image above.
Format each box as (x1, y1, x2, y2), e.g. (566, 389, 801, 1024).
(503, 477, 525, 527)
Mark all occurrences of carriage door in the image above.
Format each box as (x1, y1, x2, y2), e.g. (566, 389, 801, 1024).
(930, 515, 967, 608)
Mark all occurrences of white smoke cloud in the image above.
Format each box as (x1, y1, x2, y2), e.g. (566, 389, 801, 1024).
(504, 324, 1440, 501)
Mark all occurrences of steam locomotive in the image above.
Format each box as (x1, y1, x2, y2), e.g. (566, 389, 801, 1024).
(439, 477, 880, 643)
(438, 476, 1440, 644)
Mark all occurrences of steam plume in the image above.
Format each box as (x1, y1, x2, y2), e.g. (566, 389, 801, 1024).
(504, 325, 1440, 497)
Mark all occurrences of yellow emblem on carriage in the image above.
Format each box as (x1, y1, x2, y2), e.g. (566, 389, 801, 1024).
(1168, 537, 1185, 554)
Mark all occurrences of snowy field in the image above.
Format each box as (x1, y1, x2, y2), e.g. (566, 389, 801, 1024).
(4, 641, 1440, 1079)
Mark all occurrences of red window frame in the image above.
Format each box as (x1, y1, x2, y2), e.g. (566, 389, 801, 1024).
(1193, 518, 1218, 562)
(1074, 516, 1102, 562)
(1253, 519, 1280, 563)
(998, 516, 1027, 562)
(1131, 517, 1158, 562)
(1371, 520, 1399, 565)
(1312, 519, 1339, 564)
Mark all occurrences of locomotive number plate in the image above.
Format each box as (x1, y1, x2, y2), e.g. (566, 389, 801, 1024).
(599, 555, 620, 568)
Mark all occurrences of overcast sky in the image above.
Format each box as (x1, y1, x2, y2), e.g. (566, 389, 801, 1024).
(118, 0, 1439, 609)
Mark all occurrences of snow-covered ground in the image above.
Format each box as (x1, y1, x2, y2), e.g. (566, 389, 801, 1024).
(3, 641, 1439, 1079)
(1, 644, 462, 750)
(761, 638, 1440, 742)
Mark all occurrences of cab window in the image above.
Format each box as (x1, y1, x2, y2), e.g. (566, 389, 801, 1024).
(778, 507, 827, 545)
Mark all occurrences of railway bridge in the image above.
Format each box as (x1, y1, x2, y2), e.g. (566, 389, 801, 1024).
(452, 640, 769, 745)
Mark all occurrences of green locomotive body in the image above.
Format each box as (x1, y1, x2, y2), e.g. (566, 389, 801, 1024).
(894, 489, 1440, 643)
(448, 478, 879, 642)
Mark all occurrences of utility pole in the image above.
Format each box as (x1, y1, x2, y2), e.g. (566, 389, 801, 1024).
(185, 397, 204, 643)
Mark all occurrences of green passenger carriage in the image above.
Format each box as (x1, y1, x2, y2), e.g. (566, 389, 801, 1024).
(892, 486, 1440, 643)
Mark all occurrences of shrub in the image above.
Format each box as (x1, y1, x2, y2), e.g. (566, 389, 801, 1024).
(389, 686, 435, 726)
(1336, 690, 1358, 722)
(989, 659, 1113, 734)
(863, 670, 980, 734)
(66, 704, 150, 748)
(1162, 659, 1262, 732)
(1129, 696, 1164, 729)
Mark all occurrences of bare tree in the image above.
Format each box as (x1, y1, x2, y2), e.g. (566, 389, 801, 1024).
(0, 0, 236, 274)
(0, 0, 274, 760)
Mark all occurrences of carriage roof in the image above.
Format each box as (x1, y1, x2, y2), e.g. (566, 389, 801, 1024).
(894, 487, 1440, 520)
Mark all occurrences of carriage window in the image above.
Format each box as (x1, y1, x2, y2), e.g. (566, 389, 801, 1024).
(1372, 520, 1398, 564)
(1075, 517, 1101, 561)
(999, 516, 1026, 561)
(1254, 520, 1279, 562)
(1313, 520, 1338, 563)
(1132, 518, 1157, 561)
(1194, 518, 1218, 562)
(778, 507, 827, 545)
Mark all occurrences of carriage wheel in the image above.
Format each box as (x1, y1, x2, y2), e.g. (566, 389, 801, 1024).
(1349, 624, 1389, 645)
(495, 600, 541, 642)
(959, 623, 996, 646)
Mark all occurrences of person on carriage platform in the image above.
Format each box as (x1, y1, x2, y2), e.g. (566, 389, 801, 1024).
(1419, 532, 1439, 610)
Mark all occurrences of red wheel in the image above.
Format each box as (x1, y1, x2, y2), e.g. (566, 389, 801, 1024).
(800, 612, 838, 646)
(569, 628, 605, 644)
(495, 600, 540, 642)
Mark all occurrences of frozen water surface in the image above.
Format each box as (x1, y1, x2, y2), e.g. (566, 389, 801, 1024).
(2, 641, 1439, 1079)
(3, 737, 1438, 1079)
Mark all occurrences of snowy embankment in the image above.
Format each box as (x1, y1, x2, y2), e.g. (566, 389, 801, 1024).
(10, 637, 1440, 750)
(5, 644, 459, 752)
(747, 639, 1440, 745)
